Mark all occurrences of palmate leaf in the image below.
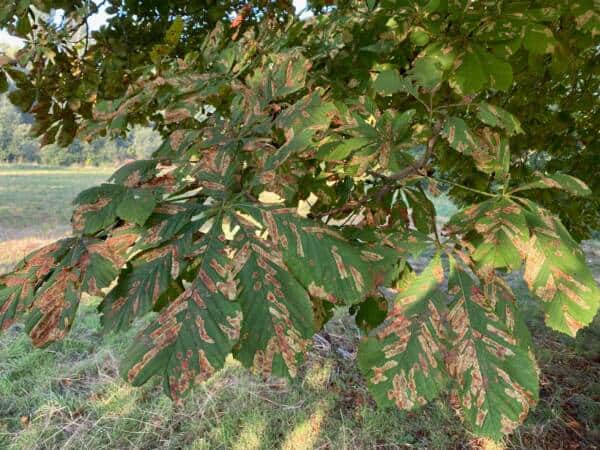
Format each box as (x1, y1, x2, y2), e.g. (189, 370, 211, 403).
(73, 184, 157, 235)
(236, 205, 401, 305)
(442, 118, 510, 177)
(358, 255, 448, 410)
(232, 232, 315, 379)
(511, 172, 592, 197)
(446, 258, 538, 440)
(99, 237, 190, 332)
(519, 199, 600, 336)
(122, 227, 242, 402)
(117, 199, 401, 391)
(476, 102, 523, 136)
(0, 240, 72, 331)
(446, 198, 530, 271)
(2, 237, 126, 347)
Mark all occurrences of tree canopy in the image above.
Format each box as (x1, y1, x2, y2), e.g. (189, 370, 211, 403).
(1, 0, 599, 443)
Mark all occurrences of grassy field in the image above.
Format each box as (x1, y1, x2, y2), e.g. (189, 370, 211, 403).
(0, 166, 599, 449)
(0, 165, 112, 274)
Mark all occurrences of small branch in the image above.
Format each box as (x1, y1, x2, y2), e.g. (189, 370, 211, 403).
(427, 175, 498, 198)
(386, 120, 442, 181)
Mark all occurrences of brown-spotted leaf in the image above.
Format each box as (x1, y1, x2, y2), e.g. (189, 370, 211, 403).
(446, 257, 538, 440)
(358, 255, 449, 410)
(121, 230, 241, 402)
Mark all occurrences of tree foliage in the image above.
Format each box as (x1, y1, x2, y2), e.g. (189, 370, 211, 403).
(1, 0, 599, 442)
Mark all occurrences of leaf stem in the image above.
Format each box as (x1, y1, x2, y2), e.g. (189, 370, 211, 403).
(426, 176, 498, 198)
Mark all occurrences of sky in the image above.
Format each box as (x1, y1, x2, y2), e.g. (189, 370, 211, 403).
(0, 0, 309, 47)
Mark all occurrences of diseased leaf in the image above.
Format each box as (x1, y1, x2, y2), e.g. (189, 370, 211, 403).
(122, 228, 241, 402)
(359, 255, 448, 410)
(23, 238, 124, 347)
(231, 214, 315, 379)
(110, 160, 159, 187)
(237, 205, 401, 305)
(73, 184, 157, 234)
(403, 188, 437, 235)
(100, 239, 188, 332)
(442, 119, 510, 176)
(511, 172, 592, 197)
(471, 129, 510, 177)
(476, 102, 523, 136)
(0, 240, 72, 331)
(469, 199, 529, 271)
(520, 200, 600, 336)
(446, 258, 539, 440)
(442, 117, 478, 155)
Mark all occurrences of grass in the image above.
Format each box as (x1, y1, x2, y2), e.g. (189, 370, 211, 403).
(0, 165, 111, 273)
(1, 165, 599, 449)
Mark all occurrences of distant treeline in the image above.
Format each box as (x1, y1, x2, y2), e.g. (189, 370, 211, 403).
(0, 94, 160, 166)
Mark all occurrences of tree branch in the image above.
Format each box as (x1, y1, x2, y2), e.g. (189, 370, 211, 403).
(385, 120, 442, 181)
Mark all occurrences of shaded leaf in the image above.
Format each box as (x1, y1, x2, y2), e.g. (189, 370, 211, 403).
(359, 255, 448, 410)
(511, 172, 592, 197)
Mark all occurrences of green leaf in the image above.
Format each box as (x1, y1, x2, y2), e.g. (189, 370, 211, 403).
(372, 69, 402, 95)
(442, 117, 478, 155)
(237, 205, 400, 305)
(452, 46, 513, 94)
(318, 137, 372, 161)
(411, 56, 443, 89)
(354, 296, 388, 332)
(468, 198, 530, 271)
(100, 239, 189, 332)
(265, 128, 314, 170)
(524, 24, 557, 54)
(446, 258, 539, 440)
(359, 255, 448, 410)
(521, 200, 600, 336)
(373, 69, 418, 97)
(476, 102, 523, 136)
(8, 88, 35, 111)
(116, 188, 157, 226)
(511, 172, 592, 197)
(121, 231, 241, 402)
(0, 71, 8, 93)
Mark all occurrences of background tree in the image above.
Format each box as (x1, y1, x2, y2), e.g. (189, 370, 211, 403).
(0, 0, 599, 444)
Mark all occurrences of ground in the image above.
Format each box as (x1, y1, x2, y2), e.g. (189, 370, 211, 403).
(0, 166, 598, 449)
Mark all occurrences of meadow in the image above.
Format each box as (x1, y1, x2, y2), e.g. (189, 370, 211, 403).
(0, 166, 599, 449)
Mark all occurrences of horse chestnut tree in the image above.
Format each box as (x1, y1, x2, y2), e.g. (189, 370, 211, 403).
(1, 0, 599, 442)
